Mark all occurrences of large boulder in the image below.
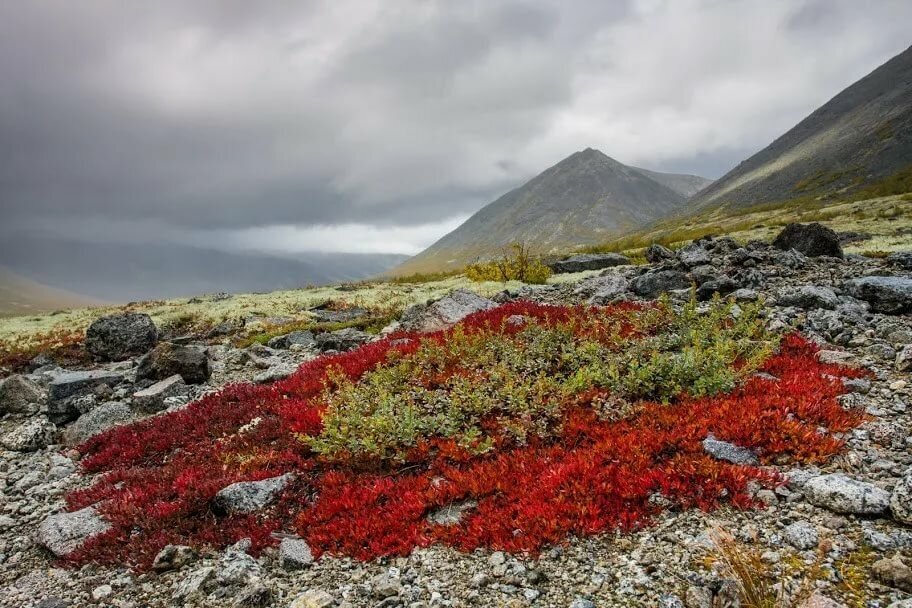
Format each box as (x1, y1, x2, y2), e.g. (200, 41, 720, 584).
(695, 276, 739, 301)
(631, 270, 690, 299)
(85, 312, 158, 361)
(775, 286, 839, 310)
(843, 276, 912, 314)
(549, 253, 630, 274)
(645, 244, 675, 263)
(315, 328, 373, 352)
(399, 289, 497, 333)
(1, 416, 56, 452)
(212, 473, 294, 515)
(585, 275, 631, 305)
(137, 343, 210, 384)
(48, 369, 124, 402)
(38, 507, 111, 557)
(772, 223, 843, 258)
(677, 243, 712, 267)
(891, 469, 912, 525)
(803, 474, 890, 515)
(0, 374, 45, 415)
(62, 402, 134, 446)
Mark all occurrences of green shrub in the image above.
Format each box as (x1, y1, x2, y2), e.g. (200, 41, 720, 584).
(465, 243, 552, 284)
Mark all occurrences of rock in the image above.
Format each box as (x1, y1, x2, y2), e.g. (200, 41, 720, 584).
(234, 582, 272, 607)
(289, 590, 336, 608)
(427, 499, 478, 526)
(91, 585, 113, 601)
(213, 473, 294, 515)
(584, 275, 631, 305)
(0, 374, 45, 415)
(702, 435, 758, 465)
(152, 544, 197, 572)
(730, 288, 759, 302)
(657, 596, 684, 608)
(315, 328, 373, 352)
(695, 276, 739, 301)
(570, 600, 596, 608)
(783, 521, 818, 550)
(133, 374, 188, 412)
(798, 592, 846, 608)
(173, 566, 216, 602)
(776, 286, 839, 310)
(631, 269, 690, 299)
(843, 276, 912, 314)
(371, 572, 402, 598)
(550, 253, 630, 273)
(645, 244, 675, 263)
(677, 243, 712, 267)
(279, 537, 314, 570)
(887, 251, 912, 270)
(309, 306, 369, 323)
(85, 312, 158, 361)
(872, 555, 912, 592)
(772, 223, 843, 258)
(62, 401, 133, 446)
(137, 342, 211, 384)
(38, 507, 111, 557)
(267, 330, 316, 350)
(890, 469, 912, 525)
(399, 289, 497, 333)
(253, 364, 297, 384)
(1, 416, 56, 451)
(218, 545, 261, 585)
(685, 585, 713, 608)
(896, 345, 912, 372)
(803, 474, 890, 515)
(48, 369, 124, 402)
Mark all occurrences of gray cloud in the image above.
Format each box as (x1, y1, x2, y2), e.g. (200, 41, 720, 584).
(1, 0, 911, 254)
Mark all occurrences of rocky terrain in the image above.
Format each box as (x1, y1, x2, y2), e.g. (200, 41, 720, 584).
(1, 223, 912, 608)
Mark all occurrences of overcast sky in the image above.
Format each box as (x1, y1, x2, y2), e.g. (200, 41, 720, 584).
(1, 0, 910, 257)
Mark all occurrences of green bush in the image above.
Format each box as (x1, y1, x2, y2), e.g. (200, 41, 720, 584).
(465, 243, 551, 284)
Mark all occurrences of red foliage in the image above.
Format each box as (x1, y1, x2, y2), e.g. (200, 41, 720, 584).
(65, 302, 866, 569)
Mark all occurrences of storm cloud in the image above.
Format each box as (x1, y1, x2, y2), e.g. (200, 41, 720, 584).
(1, 0, 911, 255)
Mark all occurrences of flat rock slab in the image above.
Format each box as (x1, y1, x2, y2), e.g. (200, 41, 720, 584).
(803, 473, 890, 515)
(213, 473, 294, 515)
(48, 370, 124, 402)
(399, 289, 496, 333)
(133, 374, 188, 412)
(38, 507, 111, 557)
(550, 253, 630, 273)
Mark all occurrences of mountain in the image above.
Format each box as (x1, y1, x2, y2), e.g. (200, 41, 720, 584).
(0, 236, 407, 304)
(0, 266, 103, 317)
(393, 148, 712, 275)
(689, 44, 912, 212)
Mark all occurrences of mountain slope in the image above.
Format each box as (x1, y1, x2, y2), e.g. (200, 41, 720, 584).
(393, 149, 710, 275)
(689, 44, 912, 212)
(0, 266, 103, 317)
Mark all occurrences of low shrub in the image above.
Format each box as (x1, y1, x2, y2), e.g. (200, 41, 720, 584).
(0, 329, 89, 376)
(465, 243, 551, 284)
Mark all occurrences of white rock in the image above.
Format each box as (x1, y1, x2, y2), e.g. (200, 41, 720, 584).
(803, 474, 890, 515)
(38, 507, 111, 557)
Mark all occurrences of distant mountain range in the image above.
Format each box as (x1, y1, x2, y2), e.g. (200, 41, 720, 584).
(689, 44, 912, 212)
(0, 266, 103, 317)
(392, 149, 712, 275)
(0, 235, 406, 305)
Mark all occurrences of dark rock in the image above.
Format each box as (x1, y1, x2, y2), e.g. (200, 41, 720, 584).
(137, 343, 211, 384)
(677, 243, 712, 267)
(315, 328, 373, 352)
(213, 473, 294, 515)
(645, 244, 675, 263)
(888, 251, 912, 270)
(308, 306, 369, 323)
(844, 276, 912, 314)
(62, 401, 134, 445)
(48, 369, 124, 402)
(38, 507, 111, 557)
(0, 374, 45, 415)
(85, 312, 158, 361)
(399, 289, 496, 333)
(631, 270, 690, 299)
(695, 276, 739, 301)
(772, 223, 843, 258)
(775, 286, 839, 310)
(152, 545, 198, 572)
(267, 330, 316, 350)
(549, 253, 630, 273)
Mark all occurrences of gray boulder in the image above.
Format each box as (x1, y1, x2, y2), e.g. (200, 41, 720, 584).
(772, 223, 843, 258)
(48, 369, 124, 402)
(695, 276, 739, 301)
(133, 374, 188, 412)
(844, 276, 912, 314)
(38, 507, 111, 557)
(891, 469, 912, 525)
(399, 289, 496, 333)
(0, 374, 45, 415)
(85, 312, 158, 361)
(137, 343, 210, 384)
(267, 330, 316, 350)
(62, 402, 134, 446)
(213, 473, 294, 515)
(253, 363, 297, 384)
(583, 275, 630, 305)
(315, 328, 373, 352)
(645, 244, 675, 263)
(803, 474, 890, 515)
(888, 251, 912, 270)
(702, 435, 758, 465)
(550, 253, 630, 273)
(1, 416, 56, 452)
(776, 285, 840, 310)
(677, 243, 712, 267)
(279, 537, 314, 570)
(783, 521, 818, 550)
(631, 270, 690, 299)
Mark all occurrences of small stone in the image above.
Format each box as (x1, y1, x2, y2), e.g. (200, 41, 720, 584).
(890, 468, 912, 525)
(173, 566, 216, 602)
(872, 555, 912, 592)
(315, 328, 374, 352)
(645, 244, 675, 263)
(803, 474, 890, 515)
(797, 592, 846, 608)
(399, 289, 497, 334)
(289, 590, 336, 608)
(137, 342, 211, 384)
(702, 435, 758, 465)
(896, 345, 912, 372)
(152, 545, 197, 572)
(48, 369, 124, 403)
(133, 374, 188, 412)
(38, 507, 111, 557)
(91, 585, 113, 600)
(62, 401, 134, 446)
(1, 416, 56, 452)
(279, 537, 314, 570)
(783, 521, 818, 550)
(489, 551, 506, 566)
(213, 473, 294, 515)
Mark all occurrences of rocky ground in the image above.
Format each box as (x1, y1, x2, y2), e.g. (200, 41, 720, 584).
(1, 223, 912, 608)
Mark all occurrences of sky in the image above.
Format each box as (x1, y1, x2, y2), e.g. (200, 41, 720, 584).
(1, 0, 911, 258)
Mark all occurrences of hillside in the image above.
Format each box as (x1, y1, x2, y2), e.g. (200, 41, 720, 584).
(689, 44, 912, 212)
(0, 266, 103, 317)
(392, 148, 711, 275)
